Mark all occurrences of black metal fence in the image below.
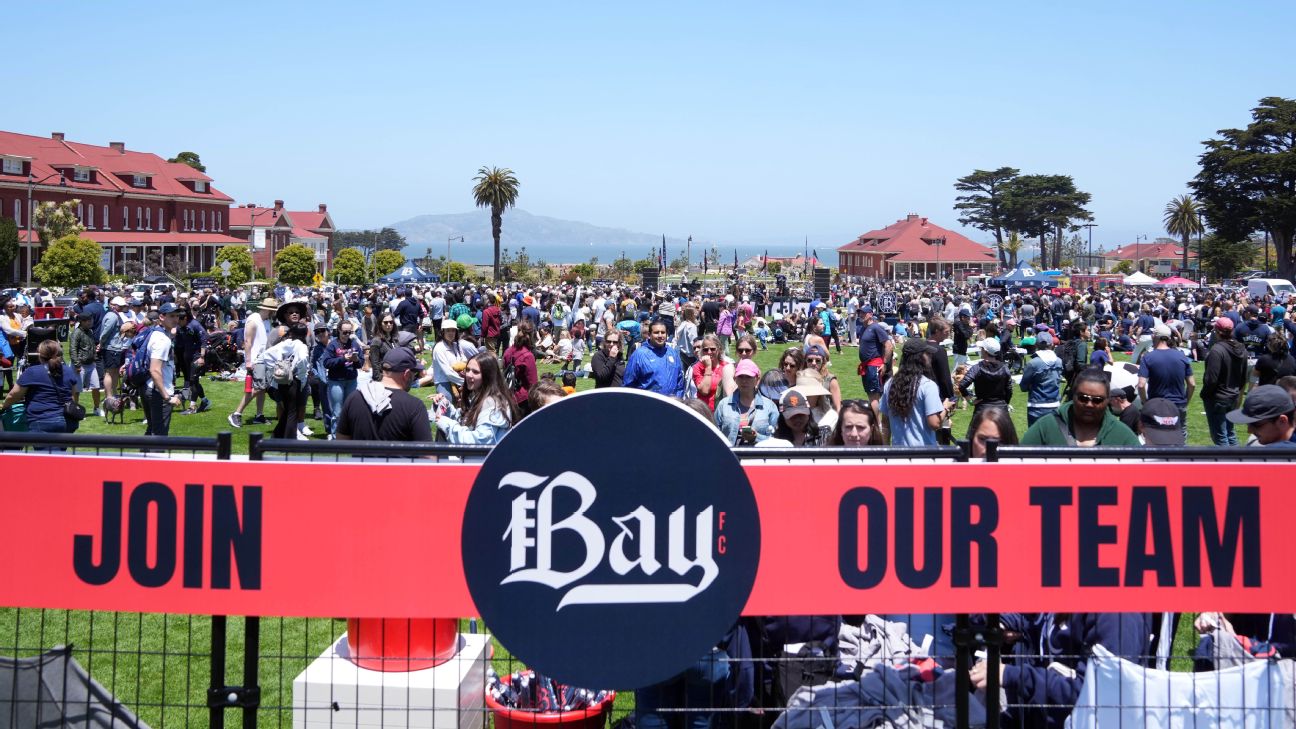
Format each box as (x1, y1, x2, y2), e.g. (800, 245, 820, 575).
(4, 433, 1296, 729)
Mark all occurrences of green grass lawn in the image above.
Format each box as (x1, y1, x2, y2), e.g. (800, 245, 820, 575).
(3, 336, 1215, 727)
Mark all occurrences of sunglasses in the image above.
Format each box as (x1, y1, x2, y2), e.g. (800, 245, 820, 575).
(737, 347, 754, 354)
(1075, 393, 1107, 405)
(806, 357, 824, 364)
(702, 347, 718, 352)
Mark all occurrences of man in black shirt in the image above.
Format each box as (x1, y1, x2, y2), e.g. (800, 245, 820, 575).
(336, 348, 433, 442)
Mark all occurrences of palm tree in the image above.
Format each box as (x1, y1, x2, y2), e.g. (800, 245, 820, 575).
(1003, 231, 1024, 268)
(472, 166, 520, 282)
(1163, 194, 1204, 273)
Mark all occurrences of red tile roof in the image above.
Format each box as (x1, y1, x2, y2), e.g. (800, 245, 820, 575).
(288, 210, 330, 230)
(0, 130, 231, 202)
(837, 214, 996, 263)
(1104, 241, 1197, 259)
(228, 206, 290, 228)
(290, 226, 325, 240)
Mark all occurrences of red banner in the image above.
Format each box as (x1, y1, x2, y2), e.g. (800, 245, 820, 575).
(2, 455, 1289, 616)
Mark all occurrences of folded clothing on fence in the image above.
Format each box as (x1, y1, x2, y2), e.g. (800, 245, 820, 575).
(835, 614, 930, 680)
(774, 666, 986, 729)
(1067, 644, 1296, 729)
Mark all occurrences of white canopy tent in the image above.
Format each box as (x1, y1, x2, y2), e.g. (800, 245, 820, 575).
(1122, 271, 1158, 286)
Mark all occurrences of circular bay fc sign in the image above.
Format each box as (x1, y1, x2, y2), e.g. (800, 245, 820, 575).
(462, 390, 761, 689)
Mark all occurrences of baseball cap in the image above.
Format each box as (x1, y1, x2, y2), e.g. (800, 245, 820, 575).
(977, 338, 1001, 356)
(734, 360, 761, 379)
(1140, 398, 1186, 446)
(110, 296, 127, 306)
(1153, 323, 1173, 339)
(804, 344, 828, 359)
(780, 389, 812, 417)
(860, 305, 874, 315)
(1226, 385, 1296, 425)
(1213, 316, 1234, 331)
(313, 323, 329, 332)
(158, 303, 178, 315)
(1246, 305, 1260, 317)
(1273, 305, 1287, 319)
(1036, 332, 1054, 346)
(441, 318, 458, 331)
(382, 348, 425, 373)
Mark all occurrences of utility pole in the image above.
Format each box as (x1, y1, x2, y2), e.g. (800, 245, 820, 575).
(1081, 223, 1098, 273)
(1135, 234, 1147, 273)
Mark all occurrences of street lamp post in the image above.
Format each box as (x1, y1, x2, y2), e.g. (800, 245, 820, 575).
(1135, 234, 1147, 273)
(25, 171, 68, 286)
(447, 235, 464, 263)
(931, 236, 945, 281)
(245, 205, 277, 281)
(1082, 223, 1098, 273)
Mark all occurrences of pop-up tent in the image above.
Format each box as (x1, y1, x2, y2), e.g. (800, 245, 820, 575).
(989, 266, 1054, 288)
(1123, 271, 1158, 286)
(378, 265, 441, 285)
(1156, 276, 1200, 288)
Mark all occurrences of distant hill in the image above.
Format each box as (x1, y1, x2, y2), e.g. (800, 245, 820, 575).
(388, 209, 696, 264)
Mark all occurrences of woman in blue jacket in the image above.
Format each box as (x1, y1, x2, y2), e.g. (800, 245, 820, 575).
(431, 351, 519, 445)
(1019, 333, 1064, 426)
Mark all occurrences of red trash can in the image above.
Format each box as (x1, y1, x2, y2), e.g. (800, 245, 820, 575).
(485, 672, 615, 729)
(346, 617, 459, 672)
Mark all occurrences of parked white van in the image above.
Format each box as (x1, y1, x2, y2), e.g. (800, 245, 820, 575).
(1248, 278, 1296, 303)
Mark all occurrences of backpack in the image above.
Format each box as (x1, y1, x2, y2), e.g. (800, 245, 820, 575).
(123, 327, 160, 389)
(502, 352, 520, 392)
(1058, 338, 1082, 381)
(272, 351, 298, 385)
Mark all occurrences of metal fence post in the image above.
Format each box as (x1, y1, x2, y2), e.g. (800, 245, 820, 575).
(984, 439, 1001, 729)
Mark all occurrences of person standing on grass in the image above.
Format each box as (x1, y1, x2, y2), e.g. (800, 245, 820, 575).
(144, 304, 182, 437)
(69, 313, 101, 416)
(336, 348, 433, 442)
(1201, 316, 1249, 446)
(323, 321, 365, 439)
(624, 320, 685, 397)
(1137, 324, 1195, 441)
(227, 298, 274, 428)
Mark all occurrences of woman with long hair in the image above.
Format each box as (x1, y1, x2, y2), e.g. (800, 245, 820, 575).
(759, 388, 828, 447)
(778, 346, 805, 389)
(880, 339, 946, 446)
(368, 314, 398, 373)
(829, 399, 884, 446)
(1, 339, 80, 434)
(504, 320, 539, 414)
(967, 405, 1019, 459)
(432, 351, 520, 445)
(674, 304, 699, 369)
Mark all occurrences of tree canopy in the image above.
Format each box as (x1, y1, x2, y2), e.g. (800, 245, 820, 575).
(332, 247, 368, 285)
(472, 166, 520, 282)
(1003, 174, 1092, 270)
(1163, 194, 1205, 272)
(274, 244, 317, 285)
(167, 152, 206, 173)
(33, 235, 107, 288)
(210, 245, 253, 287)
(954, 167, 1019, 267)
(371, 249, 404, 278)
(1191, 97, 1296, 280)
(0, 217, 18, 284)
(34, 199, 86, 245)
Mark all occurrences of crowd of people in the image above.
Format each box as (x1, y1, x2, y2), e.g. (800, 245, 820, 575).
(1, 273, 1294, 726)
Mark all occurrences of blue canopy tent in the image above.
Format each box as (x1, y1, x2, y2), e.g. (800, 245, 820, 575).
(378, 265, 441, 285)
(989, 266, 1054, 288)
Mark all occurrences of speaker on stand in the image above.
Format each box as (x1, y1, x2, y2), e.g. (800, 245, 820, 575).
(639, 268, 660, 291)
(813, 267, 831, 300)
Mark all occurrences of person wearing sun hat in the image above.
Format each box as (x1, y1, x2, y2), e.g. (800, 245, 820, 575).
(714, 358, 778, 446)
(227, 297, 275, 428)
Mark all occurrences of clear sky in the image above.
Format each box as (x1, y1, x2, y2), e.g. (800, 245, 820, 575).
(10, 0, 1294, 255)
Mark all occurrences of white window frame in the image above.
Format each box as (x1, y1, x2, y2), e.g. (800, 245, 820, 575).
(145, 207, 151, 230)
(12, 199, 19, 226)
(201, 210, 206, 231)
(216, 211, 222, 231)
(73, 168, 90, 183)
(158, 208, 164, 232)
(102, 205, 109, 230)
(194, 181, 207, 193)
(136, 207, 143, 230)
(132, 174, 148, 188)
(87, 204, 95, 229)
(1, 158, 22, 175)
(76, 203, 83, 223)
(123, 206, 130, 231)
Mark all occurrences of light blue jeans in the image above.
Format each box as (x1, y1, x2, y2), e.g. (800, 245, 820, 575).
(326, 379, 357, 435)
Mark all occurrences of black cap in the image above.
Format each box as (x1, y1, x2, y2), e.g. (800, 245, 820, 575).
(1227, 385, 1296, 425)
(382, 347, 424, 373)
(157, 302, 178, 315)
(1140, 398, 1186, 446)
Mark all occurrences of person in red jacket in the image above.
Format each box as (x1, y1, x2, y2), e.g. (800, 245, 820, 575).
(482, 294, 503, 353)
(503, 320, 538, 415)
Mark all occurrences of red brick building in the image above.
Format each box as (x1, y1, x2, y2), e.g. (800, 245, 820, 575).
(229, 201, 335, 277)
(837, 213, 997, 280)
(0, 130, 241, 283)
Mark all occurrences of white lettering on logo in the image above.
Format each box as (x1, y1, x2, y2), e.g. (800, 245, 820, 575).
(499, 471, 719, 610)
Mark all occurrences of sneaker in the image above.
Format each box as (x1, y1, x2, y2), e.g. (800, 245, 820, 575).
(298, 424, 314, 437)
(327, 433, 336, 441)
(179, 407, 197, 416)
(227, 412, 243, 429)
(296, 429, 310, 441)
(94, 408, 104, 417)
(196, 398, 212, 413)
(248, 414, 269, 425)
(312, 410, 323, 420)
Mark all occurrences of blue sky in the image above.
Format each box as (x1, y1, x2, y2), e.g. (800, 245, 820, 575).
(9, 1, 1294, 257)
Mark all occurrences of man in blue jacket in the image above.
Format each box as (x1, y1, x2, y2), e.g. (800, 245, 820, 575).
(1019, 332, 1064, 426)
(624, 320, 685, 396)
(322, 320, 366, 439)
